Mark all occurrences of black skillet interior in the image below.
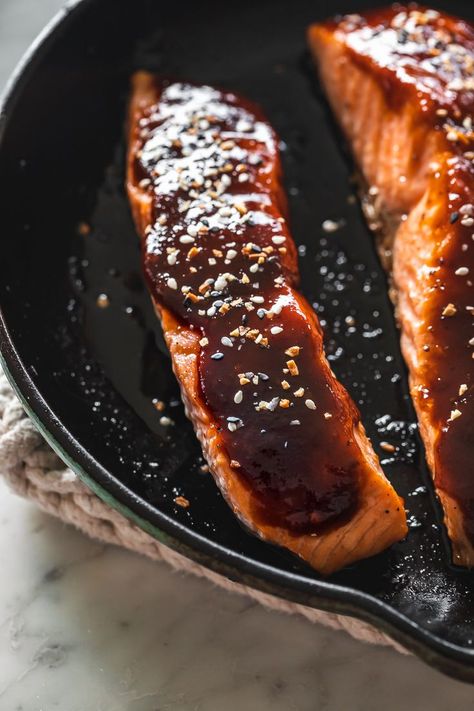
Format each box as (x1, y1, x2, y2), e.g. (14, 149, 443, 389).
(1, 0, 474, 681)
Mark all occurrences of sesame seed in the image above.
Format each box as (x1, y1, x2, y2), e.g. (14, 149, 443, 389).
(286, 360, 299, 376)
(322, 219, 342, 233)
(271, 326, 283, 335)
(251, 296, 264, 304)
(211, 352, 224, 360)
(96, 293, 110, 308)
(179, 235, 195, 244)
(455, 267, 469, 276)
(221, 336, 233, 348)
(442, 303, 457, 317)
(305, 399, 316, 410)
(469, 337, 474, 346)
(324, 412, 332, 419)
(234, 390, 243, 404)
(290, 420, 300, 426)
(167, 278, 178, 290)
(272, 236, 286, 245)
(160, 416, 173, 426)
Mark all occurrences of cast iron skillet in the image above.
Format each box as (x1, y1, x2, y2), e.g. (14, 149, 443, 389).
(1, 0, 474, 681)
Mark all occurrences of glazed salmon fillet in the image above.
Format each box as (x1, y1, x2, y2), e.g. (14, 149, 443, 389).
(126, 72, 406, 574)
(309, 6, 474, 565)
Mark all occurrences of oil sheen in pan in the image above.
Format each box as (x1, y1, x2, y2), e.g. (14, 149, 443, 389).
(28, 0, 473, 655)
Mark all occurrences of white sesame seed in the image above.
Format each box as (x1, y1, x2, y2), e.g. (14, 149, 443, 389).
(238, 173, 249, 183)
(234, 390, 243, 404)
(290, 420, 300, 426)
(207, 306, 216, 317)
(272, 236, 286, 245)
(469, 337, 474, 346)
(270, 326, 283, 335)
(160, 416, 173, 426)
(322, 219, 342, 233)
(226, 249, 238, 260)
(167, 277, 178, 290)
(461, 217, 474, 227)
(221, 336, 233, 347)
(455, 267, 469, 276)
(179, 235, 195, 244)
(167, 252, 178, 266)
(187, 224, 198, 237)
(251, 296, 264, 304)
(249, 263, 259, 273)
(324, 412, 332, 419)
(305, 399, 316, 410)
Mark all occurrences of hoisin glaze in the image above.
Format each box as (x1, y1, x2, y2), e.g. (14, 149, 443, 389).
(131, 81, 364, 534)
(319, 6, 474, 544)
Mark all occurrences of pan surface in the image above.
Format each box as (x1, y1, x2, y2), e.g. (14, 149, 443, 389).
(1, 0, 474, 681)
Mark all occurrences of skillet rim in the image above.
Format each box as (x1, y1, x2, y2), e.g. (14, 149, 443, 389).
(1, 0, 474, 682)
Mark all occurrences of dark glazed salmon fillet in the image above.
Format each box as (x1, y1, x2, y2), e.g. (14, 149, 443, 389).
(309, 6, 474, 565)
(126, 72, 406, 574)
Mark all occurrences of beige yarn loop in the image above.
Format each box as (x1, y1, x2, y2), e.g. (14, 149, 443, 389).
(0, 369, 407, 654)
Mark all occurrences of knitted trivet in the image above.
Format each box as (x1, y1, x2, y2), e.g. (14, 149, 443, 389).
(0, 368, 407, 654)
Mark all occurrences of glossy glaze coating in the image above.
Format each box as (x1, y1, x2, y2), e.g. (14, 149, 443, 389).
(317, 5, 474, 547)
(414, 154, 474, 539)
(331, 5, 474, 119)
(131, 81, 364, 534)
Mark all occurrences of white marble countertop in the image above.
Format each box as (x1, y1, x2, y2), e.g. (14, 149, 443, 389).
(1, 2, 474, 709)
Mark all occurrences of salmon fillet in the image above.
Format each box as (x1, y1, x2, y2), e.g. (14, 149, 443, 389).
(126, 71, 406, 575)
(309, 5, 474, 565)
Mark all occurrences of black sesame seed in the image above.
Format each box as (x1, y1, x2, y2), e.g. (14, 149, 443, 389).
(450, 211, 459, 223)
(211, 352, 224, 360)
(397, 29, 409, 44)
